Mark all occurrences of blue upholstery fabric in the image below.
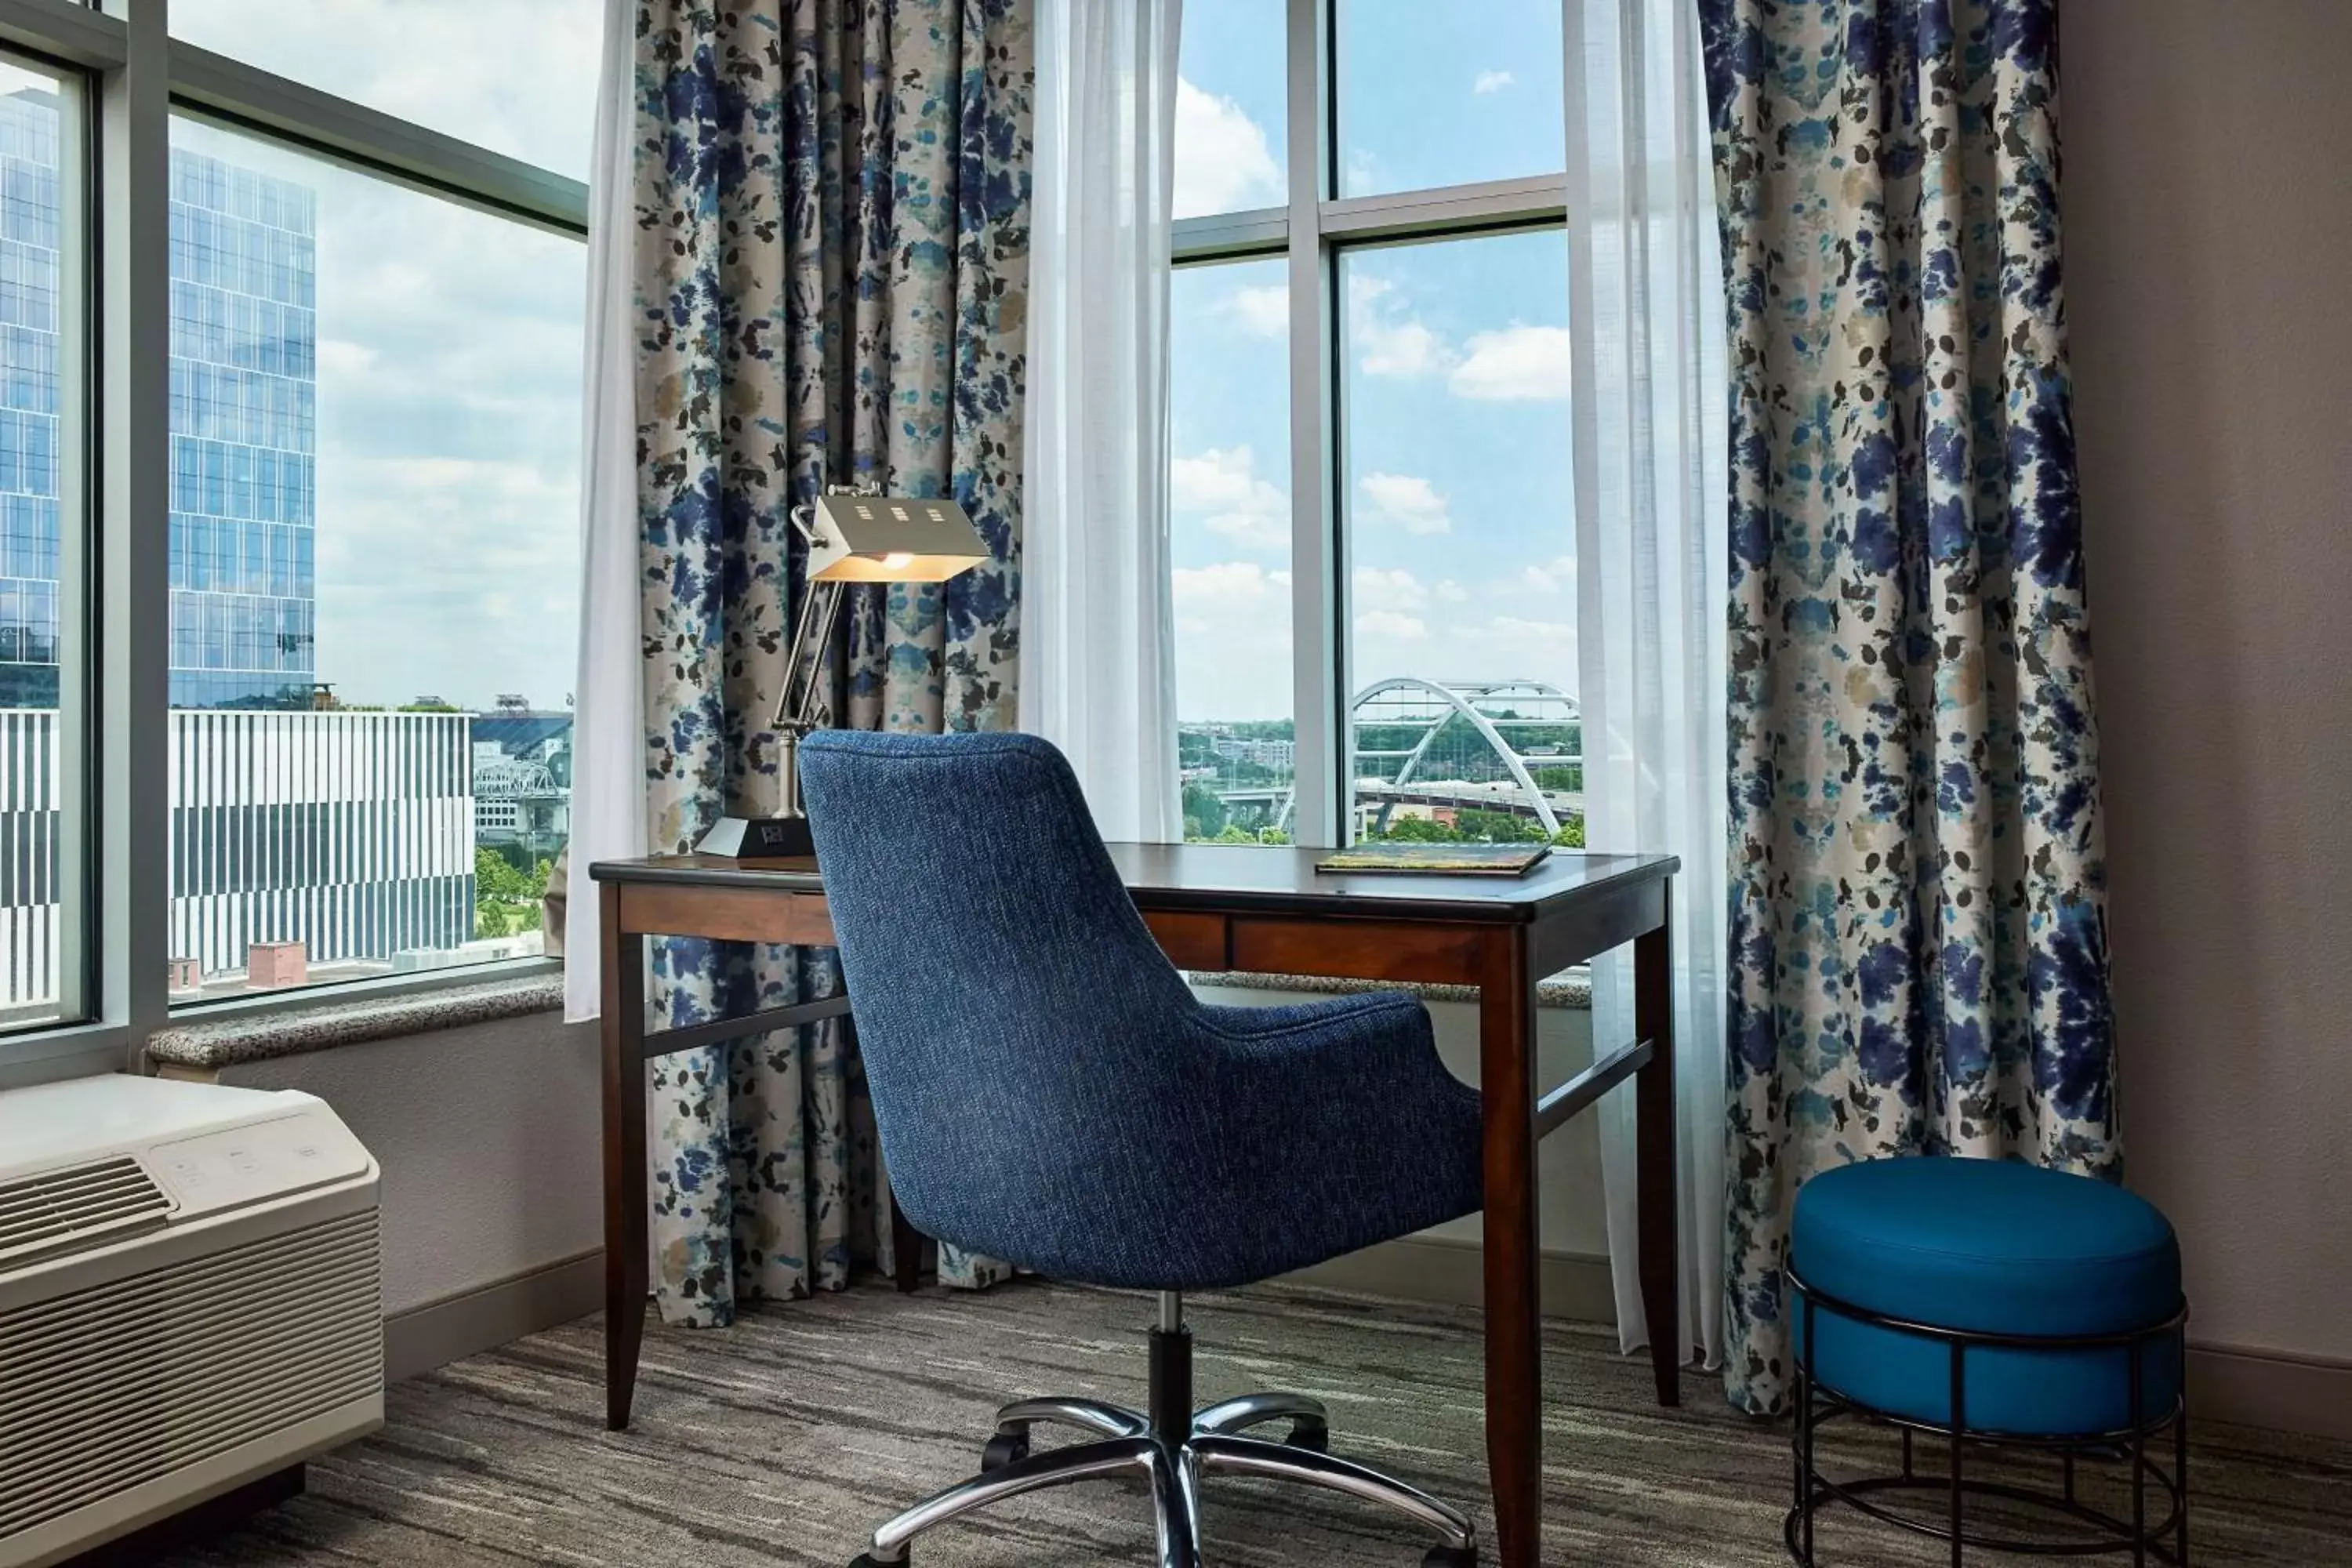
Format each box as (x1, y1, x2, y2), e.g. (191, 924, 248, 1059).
(1791, 1158, 2184, 1436)
(797, 730, 1487, 1291)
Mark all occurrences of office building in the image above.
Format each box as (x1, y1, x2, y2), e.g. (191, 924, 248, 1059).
(0, 88, 318, 710)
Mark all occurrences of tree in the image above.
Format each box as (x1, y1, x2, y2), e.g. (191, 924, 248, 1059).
(1181, 782, 1229, 842)
(474, 848, 550, 938)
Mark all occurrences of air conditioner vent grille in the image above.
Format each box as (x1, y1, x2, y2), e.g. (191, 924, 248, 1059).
(0, 1156, 169, 1268)
(0, 1208, 381, 1542)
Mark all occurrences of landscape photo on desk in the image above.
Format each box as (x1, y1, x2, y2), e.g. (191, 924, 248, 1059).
(1313, 842, 1552, 877)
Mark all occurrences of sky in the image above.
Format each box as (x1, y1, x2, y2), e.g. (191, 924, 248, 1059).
(1171, 0, 1579, 726)
(169, 2, 597, 713)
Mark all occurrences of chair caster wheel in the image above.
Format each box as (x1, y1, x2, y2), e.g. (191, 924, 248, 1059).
(1284, 1419, 1330, 1454)
(848, 1555, 904, 1568)
(1422, 1547, 1478, 1567)
(981, 1430, 1029, 1472)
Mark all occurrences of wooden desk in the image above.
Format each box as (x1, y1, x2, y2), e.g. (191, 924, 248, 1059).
(592, 844, 1682, 1568)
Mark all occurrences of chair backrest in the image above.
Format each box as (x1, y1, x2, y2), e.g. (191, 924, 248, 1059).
(797, 730, 1201, 1263)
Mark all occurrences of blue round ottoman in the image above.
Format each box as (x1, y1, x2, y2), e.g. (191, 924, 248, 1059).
(1785, 1156, 2189, 1563)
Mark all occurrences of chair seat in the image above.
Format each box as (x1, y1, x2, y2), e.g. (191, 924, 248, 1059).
(1791, 1156, 2183, 1436)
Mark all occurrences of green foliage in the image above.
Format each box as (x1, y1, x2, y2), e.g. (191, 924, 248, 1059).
(1181, 782, 1230, 842)
(1552, 816, 1585, 848)
(1195, 822, 1291, 845)
(1531, 764, 1584, 793)
(474, 847, 550, 939)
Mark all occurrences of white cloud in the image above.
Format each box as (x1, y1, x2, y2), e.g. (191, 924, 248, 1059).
(1174, 78, 1283, 218)
(1436, 579, 1469, 602)
(1449, 325, 1573, 401)
(1359, 471, 1452, 535)
(1223, 281, 1290, 338)
(1172, 561, 1294, 723)
(1474, 70, 1517, 95)
(1348, 274, 1454, 379)
(1171, 446, 1289, 551)
(1352, 565, 1428, 614)
(1356, 609, 1429, 642)
(1520, 554, 1577, 595)
(1453, 615, 1579, 677)
(170, 0, 598, 178)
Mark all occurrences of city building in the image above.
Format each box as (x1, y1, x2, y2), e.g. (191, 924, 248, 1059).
(4, 707, 477, 1009)
(0, 88, 318, 710)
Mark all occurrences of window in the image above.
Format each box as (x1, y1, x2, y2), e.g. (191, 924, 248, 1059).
(0, 2, 587, 1055)
(0, 55, 87, 1036)
(1174, 0, 1287, 220)
(1171, 258, 1293, 844)
(1171, 1, 1581, 853)
(168, 2, 598, 180)
(1335, 0, 1566, 197)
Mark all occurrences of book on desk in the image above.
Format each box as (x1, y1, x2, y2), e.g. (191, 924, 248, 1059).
(1312, 842, 1552, 877)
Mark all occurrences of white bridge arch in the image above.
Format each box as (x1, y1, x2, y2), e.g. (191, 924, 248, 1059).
(1221, 677, 1581, 837)
(1348, 677, 1581, 837)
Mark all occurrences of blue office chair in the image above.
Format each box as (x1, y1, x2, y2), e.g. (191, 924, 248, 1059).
(799, 730, 1486, 1568)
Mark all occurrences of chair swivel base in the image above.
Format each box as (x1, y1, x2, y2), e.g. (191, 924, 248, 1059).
(847, 1299, 1478, 1568)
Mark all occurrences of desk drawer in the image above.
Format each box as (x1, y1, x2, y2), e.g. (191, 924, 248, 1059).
(619, 884, 836, 947)
(1144, 911, 1230, 970)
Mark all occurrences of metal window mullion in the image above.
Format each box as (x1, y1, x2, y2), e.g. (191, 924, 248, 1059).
(1316, 172, 1570, 244)
(1283, 0, 1337, 849)
(167, 43, 587, 237)
(48, 42, 94, 1036)
(99, 0, 169, 1050)
(0, 0, 127, 74)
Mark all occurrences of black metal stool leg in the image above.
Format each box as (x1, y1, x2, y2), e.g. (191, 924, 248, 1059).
(2130, 1349, 2147, 1568)
(2174, 1406, 2190, 1565)
(1949, 1341, 1965, 1568)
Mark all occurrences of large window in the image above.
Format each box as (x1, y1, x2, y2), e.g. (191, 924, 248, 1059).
(1171, 1, 1582, 852)
(1, 1, 587, 1056)
(0, 56, 87, 1036)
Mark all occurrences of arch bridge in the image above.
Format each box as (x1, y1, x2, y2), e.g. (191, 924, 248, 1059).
(1220, 677, 1581, 837)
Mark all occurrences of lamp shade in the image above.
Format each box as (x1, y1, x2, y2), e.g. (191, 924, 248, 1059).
(806, 492, 991, 583)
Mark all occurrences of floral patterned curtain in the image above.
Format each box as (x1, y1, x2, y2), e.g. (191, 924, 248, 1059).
(1701, 0, 2119, 1414)
(632, 0, 1032, 1326)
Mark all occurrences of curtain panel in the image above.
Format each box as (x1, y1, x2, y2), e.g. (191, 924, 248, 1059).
(629, 0, 1033, 1325)
(1559, 0, 1731, 1374)
(1700, 0, 2118, 1414)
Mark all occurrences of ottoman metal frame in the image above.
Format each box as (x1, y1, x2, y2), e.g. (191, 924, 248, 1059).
(1786, 1265, 2189, 1566)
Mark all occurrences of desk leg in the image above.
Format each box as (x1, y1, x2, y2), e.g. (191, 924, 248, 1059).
(1635, 887, 1682, 1407)
(1479, 931, 1542, 1568)
(601, 884, 648, 1432)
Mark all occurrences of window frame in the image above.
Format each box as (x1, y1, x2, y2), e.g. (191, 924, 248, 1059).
(1173, 0, 1570, 851)
(2, 0, 589, 1076)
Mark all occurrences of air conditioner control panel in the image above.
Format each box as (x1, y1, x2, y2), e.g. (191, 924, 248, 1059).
(147, 1109, 374, 1218)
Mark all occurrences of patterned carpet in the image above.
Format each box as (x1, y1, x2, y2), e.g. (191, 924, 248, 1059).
(160, 1279, 2352, 1566)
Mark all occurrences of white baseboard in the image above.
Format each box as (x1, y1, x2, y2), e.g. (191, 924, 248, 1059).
(383, 1249, 603, 1382)
(1284, 1234, 1617, 1323)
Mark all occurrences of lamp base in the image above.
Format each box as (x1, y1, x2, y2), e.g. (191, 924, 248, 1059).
(695, 815, 817, 860)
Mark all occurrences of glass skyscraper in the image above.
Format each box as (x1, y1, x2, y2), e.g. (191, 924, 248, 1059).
(0, 89, 318, 710)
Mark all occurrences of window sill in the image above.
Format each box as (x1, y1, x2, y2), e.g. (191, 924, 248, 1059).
(1184, 968, 1592, 1011)
(144, 969, 566, 1073)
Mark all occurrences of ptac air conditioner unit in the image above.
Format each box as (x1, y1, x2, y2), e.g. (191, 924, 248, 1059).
(0, 1074, 383, 1568)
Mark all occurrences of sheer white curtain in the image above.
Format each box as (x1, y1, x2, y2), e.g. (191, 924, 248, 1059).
(1563, 0, 1730, 1368)
(1018, 0, 1184, 843)
(563, 0, 641, 1024)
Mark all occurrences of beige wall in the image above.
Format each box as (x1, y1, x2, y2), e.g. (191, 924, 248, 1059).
(219, 1011, 602, 1321)
(2066, 0, 2352, 1372)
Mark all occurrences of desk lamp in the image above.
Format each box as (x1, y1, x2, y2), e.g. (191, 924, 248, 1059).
(695, 485, 991, 858)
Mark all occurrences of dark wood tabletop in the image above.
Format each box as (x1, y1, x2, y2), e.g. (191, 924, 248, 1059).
(591, 842, 1678, 923)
